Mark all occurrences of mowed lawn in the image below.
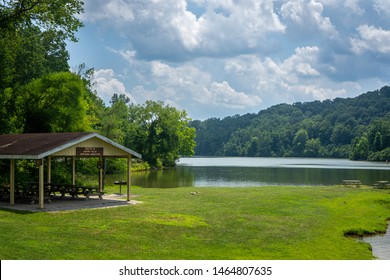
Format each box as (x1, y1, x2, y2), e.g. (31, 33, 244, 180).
(0, 186, 389, 260)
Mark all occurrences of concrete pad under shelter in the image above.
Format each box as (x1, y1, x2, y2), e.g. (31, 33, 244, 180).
(0, 194, 141, 213)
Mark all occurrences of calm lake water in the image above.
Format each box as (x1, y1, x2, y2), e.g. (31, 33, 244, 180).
(129, 157, 390, 188)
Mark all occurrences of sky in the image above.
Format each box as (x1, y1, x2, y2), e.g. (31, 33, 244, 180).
(67, 0, 390, 120)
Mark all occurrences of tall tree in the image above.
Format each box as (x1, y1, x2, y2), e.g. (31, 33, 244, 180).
(99, 94, 131, 144)
(0, 0, 84, 134)
(126, 101, 196, 167)
(15, 72, 94, 133)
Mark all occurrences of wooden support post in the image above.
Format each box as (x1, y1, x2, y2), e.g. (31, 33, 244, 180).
(10, 159, 15, 206)
(39, 159, 44, 209)
(47, 156, 51, 184)
(98, 157, 103, 194)
(72, 156, 76, 186)
(127, 156, 131, 202)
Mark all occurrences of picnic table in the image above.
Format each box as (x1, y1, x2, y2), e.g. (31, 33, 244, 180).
(343, 180, 362, 187)
(0, 183, 103, 203)
(0, 183, 52, 204)
(373, 181, 389, 189)
(49, 184, 103, 199)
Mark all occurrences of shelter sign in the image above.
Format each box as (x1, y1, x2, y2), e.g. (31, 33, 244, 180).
(76, 147, 104, 157)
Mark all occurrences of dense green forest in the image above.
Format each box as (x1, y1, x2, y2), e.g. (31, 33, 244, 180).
(190, 86, 390, 161)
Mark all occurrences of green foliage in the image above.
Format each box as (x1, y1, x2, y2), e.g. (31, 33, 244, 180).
(98, 94, 131, 144)
(191, 86, 390, 161)
(15, 72, 94, 132)
(191, 114, 255, 156)
(0, 0, 84, 42)
(0, 1, 84, 134)
(304, 138, 321, 157)
(350, 135, 370, 160)
(125, 101, 196, 167)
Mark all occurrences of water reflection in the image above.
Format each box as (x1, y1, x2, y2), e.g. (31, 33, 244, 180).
(130, 157, 389, 188)
(132, 168, 195, 188)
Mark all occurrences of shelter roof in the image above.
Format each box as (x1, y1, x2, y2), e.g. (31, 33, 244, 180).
(0, 132, 141, 159)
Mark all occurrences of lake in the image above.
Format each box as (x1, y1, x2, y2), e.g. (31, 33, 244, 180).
(128, 157, 389, 188)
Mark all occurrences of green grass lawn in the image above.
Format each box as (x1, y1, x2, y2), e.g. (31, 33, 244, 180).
(0, 185, 389, 260)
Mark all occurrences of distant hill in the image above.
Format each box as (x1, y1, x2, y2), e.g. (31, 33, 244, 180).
(190, 86, 390, 161)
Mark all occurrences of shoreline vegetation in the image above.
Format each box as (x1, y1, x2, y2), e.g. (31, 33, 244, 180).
(1, 185, 389, 260)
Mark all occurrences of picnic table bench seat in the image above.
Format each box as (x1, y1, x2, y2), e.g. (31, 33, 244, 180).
(343, 180, 362, 187)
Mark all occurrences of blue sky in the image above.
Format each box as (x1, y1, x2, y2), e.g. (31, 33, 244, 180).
(67, 0, 390, 120)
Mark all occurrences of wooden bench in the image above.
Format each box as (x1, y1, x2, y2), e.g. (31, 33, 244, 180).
(343, 180, 362, 188)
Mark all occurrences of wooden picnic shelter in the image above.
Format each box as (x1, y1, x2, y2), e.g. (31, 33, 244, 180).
(0, 132, 142, 209)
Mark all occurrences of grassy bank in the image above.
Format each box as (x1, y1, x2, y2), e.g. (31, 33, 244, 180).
(0, 186, 389, 259)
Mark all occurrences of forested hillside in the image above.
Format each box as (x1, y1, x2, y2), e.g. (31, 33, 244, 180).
(190, 86, 390, 161)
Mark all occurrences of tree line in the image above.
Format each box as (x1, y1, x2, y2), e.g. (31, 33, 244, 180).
(0, 0, 196, 169)
(191, 86, 390, 161)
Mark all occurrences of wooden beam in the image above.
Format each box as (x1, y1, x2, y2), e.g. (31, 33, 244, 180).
(10, 159, 15, 206)
(98, 157, 103, 193)
(38, 159, 44, 209)
(47, 156, 51, 184)
(127, 156, 131, 202)
(72, 156, 76, 186)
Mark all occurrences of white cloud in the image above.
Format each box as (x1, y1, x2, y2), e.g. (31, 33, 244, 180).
(198, 0, 285, 51)
(200, 81, 262, 109)
(373, 0, 390, 15)
(82, 0, 285, 59)
(280, 0, 338, 38)
(224, 46, 350, 104)
(130, 60, 261, 110)
(81, 0, 135, 24)
(282, 46, 320, 77)
(226, 46, 320, 88)
(344, 0, 365, 15)
(351, 25, 390, 54)
(93, 69, 135, 104)
(150, 61, 211, 89)
(70, 0, 390, 119)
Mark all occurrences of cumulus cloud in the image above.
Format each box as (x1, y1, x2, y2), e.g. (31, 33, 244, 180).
(82, 0, 285, 60)
(280, 0, 338, 38)
(351, 25, 390, 54)
(129, 60, 261, 110)
(71, 0, 390, 119)
(224, 46, 349, 104)
(200, 81, 262, 109)
(226, 47, 320, 86)
(93, 69, 136, 104)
